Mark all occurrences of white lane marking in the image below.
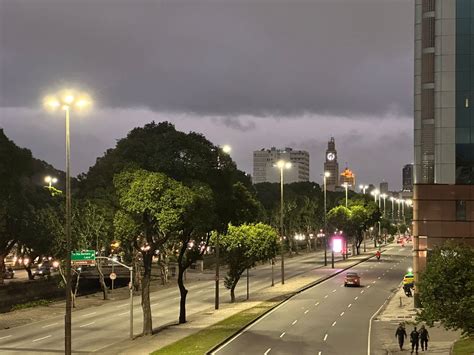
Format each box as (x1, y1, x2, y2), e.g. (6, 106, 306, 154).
(372, 281, 376, 284)
(367, 285, 371, 288)
(354, 296, 358, 300)
(173, 296, 180, 300)
(33, 335, 52, 342)
(324, 295, 328, 298)
(332, 289, 337, 293)
(340, 312, 345, 316)
(304, 309, 309, 314)
(280, 332, 286, 338)
(367, 295, 390, 355)
(318, 352, 322, 355)
(42, 323, 59, 328)
(315, 302, 320, 306)
(361, 290, 365, 294)
(340, 284, 343, 287)
(292, 320, 298, 325)
(81, 312, 97, 317)
(348, 303, 352, 308)
(332, 321, 337, 327)
(378, 277, 381, 279)
(118, 311, 128, 316)
(197, 290, 203, 294)
(0, 335, 12, 341)
(116, 303, 128, 308)
(79, 321, 95, 328)
(324, 333, 328, 341)
(264, 348, 271, 355)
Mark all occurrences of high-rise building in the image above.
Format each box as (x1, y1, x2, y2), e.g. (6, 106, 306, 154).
(413, 0, 474, 301)
(340, 167, 356, 189)
(380, 181, 389, 194)
(323, 137, 339, 191)
(402, 164, 414, 192)
(252, 147, 310, 184)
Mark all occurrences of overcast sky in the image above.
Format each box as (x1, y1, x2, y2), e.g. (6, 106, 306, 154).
(0, 0, 413, 190)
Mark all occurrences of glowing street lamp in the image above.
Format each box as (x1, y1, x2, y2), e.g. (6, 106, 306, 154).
(215, 144, 231, 310)
(371, 189, 380, 204)
(390, 197, 396, 221)
(44, 175, 58, 189)
(342, 182, 350, 208)
(380, 193, 387, 217)
(323, 171, 330, 267)
(359, 184, 369, 194)
(274, 160, 291, 284)
(43, 89, 92, 355)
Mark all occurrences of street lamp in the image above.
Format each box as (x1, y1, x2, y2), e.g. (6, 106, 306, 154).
(44, 175, 58, 189)
(371, 189, 380, 204)
(390, 197, 395, 221)
(275, 160, 291, 284)
(380, 193, 387, 217)
(323, 171, 330, 266)
(359, 184, 369, 194)
(342, 182, 350, 208)
(215, 144, 231, 310)
(43, 89, 92, 355)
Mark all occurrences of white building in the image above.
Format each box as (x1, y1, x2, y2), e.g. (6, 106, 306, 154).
(253, 147, 310, 184)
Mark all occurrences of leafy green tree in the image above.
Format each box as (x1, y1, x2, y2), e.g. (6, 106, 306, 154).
(348, 205, 369, 254)
(417, 244, 474, 336)
(113, 169, 195, 335)
(215, 223, 278, 302)
(327, 206, 351, 232)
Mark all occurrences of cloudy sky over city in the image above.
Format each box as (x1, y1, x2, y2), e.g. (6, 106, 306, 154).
(1, 0, 413, 189)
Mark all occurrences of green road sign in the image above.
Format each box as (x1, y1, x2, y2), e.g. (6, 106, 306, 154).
(71, 250, 96, 265)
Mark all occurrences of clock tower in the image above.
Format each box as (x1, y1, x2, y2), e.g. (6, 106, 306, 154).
(324, 137, 339, 191)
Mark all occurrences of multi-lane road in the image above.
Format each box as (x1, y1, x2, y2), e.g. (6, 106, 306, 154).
(214, 245, 411, 355)
(0, 249, 344, 354)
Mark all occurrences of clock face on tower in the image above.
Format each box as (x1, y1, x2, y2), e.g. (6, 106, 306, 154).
(327, 152, 335, 161)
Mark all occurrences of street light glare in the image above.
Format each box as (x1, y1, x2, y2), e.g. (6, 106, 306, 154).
(324, 171, 331, 178)
(44, 89, 93, 112)
(43, 96, 60, 111)
(285, 162, 292, 169)
(222, 145, 232, 154)
(45, 176, 52, 183)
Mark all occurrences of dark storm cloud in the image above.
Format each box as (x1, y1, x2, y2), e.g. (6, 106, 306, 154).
(0, 0, 413, 117)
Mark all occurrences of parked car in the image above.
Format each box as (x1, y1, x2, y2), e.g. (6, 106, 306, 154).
(344, 272, 361, 287)
(33, 261, 52, 278)
(2, 267, 15, 279)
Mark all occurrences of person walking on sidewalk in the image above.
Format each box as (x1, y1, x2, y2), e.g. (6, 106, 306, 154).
(419, 325, 429, 351)
(395, 323, 407, 350)
(410, 326, 420, 354)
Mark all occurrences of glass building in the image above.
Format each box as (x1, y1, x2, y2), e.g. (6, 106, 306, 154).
(413, 0, 474, 303)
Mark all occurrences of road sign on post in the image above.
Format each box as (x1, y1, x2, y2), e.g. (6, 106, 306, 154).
(71, 250, 96, 266)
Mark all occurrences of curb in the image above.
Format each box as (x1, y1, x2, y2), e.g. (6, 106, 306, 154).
(207, 250, 381, 355)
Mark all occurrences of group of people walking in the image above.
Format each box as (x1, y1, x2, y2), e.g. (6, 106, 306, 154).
(395, 323, 430, 353)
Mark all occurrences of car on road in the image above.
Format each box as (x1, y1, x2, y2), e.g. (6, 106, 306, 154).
(33, 261, 52, 278)
(2, 267, 15, 279)
(344, 272, 361, 287)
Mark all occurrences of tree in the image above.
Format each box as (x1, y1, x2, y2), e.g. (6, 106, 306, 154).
(327, 206, 351, 232)
(216, 223, 278, 302)
(113, 169, 194, 335)
(417, 243, 474, 336)
(348, 205, 369, 255)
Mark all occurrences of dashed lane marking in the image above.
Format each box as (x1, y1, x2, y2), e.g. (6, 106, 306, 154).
(367, 285, 371, 288)
(354, 296, 358, 300)
(324, 334, 328, 341)
(0, 335, 12, 341)
(42, 323, 59, 328)
(348, 304, 352, 308)
(118, 311, 128, 316)
(280, 332, 285, 338)
(332, 321, 337, 327)
(315, 302, 320, 306)
(33, 335, 52, 342)
(264, 348, 271, 355)
(304, 309, 309, 314)
(292, 320, 298, 325)
(361, 290, 365, 294)
(324, 295, 328, 298)
(82, 312, 97, 317)
(79, 321, 95, 328)
(340, 312, 345, 316)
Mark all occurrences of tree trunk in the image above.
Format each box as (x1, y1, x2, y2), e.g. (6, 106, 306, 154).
(177, 266, 188, 324)
(141, 252, 153, 335)
(230, 273, 242, 303)
(96, 262, 109, 300)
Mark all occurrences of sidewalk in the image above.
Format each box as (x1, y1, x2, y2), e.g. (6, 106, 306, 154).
(372, 281, 460, 354)
(101, 245, 382, 355)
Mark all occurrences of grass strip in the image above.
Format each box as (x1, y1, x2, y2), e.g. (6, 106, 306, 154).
(151, 300, 279, 355)
(10, 299, 53, 311)
(453, 337, 474, 355)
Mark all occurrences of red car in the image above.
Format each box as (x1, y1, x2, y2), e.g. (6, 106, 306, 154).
(344, 272, 361, 287)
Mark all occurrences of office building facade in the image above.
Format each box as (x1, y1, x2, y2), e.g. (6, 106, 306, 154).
(413, 0, 474, 301)
(252, 147, 310, 184)
(402, 164, 414, 192)
(323, 137, 339, 191)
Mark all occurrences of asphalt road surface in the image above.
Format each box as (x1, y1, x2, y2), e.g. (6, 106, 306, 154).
(0, 249, 343, 354)
(214, 245, 412, 355)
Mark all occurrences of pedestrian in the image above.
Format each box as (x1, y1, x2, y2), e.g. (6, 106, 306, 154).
(419, 325, 429, 351)
(410, 326, 419, 354)
(395, 323, 407, 351)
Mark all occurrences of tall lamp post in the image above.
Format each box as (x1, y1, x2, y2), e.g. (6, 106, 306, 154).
(359, 184, 369, 194)
(323, 171, 330, 266)
(44, 90, 92, 355)
(380, 193, 387, 217)
(390, 197, 395, 221)
(276, 160, 291, 284)
(215, 144, 231, 310)
(342, 182, 349, 208)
